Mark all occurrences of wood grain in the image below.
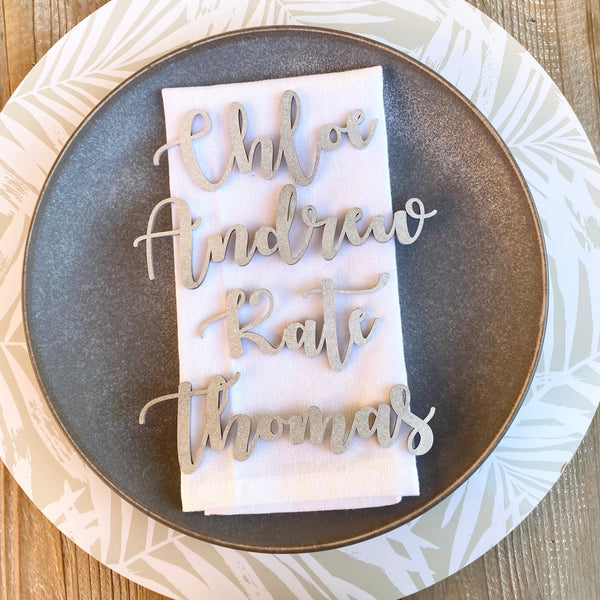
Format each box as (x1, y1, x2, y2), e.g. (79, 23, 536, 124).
(1, 0, 599, 598)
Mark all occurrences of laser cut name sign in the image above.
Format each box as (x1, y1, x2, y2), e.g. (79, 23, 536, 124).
(138, 375, 435, 473)
(135, 89, 437, 466)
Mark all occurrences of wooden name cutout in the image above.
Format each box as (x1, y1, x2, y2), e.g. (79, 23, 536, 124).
(199, 274, 388, 372)
(138, 373, 435, 474)
(153, 90, 377, 190)
(133, 186, 436, 289)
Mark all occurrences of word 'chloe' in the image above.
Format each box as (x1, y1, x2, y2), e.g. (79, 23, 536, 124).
(139, 373, 435, 473)
(153, 90, 377, 190)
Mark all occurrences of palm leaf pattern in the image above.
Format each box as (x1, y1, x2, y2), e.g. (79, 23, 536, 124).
(0, 0, 598, 597)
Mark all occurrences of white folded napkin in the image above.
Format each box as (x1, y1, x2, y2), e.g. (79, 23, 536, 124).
(161, 66, 420, 514)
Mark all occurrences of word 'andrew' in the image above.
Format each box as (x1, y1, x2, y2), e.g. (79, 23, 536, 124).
(133, 185, 437, 289)
(138, 373, 435, 473)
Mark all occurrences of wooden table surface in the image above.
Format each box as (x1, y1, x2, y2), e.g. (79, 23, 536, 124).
(1, 1, 599, 598)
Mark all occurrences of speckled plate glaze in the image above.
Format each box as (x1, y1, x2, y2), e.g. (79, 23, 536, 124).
(23, 27, 546, 552)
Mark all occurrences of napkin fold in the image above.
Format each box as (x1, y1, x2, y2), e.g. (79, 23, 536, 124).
(161, 66, 420, 514)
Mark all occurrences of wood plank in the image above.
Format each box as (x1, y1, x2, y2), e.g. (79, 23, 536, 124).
(2, 0, 35, 96)
(0, 464, 68, 599)
(0, 0, 10, 107)
(554, 0, 600, 155)
(33, 0, 108, 54)
(33, 0, 59, 58)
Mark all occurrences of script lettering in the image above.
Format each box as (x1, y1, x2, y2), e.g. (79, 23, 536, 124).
(133, 187, 436, 288)
(153, 90, 378, 190)
(138, 374, 435, 471)
(199, 274, 388, 372)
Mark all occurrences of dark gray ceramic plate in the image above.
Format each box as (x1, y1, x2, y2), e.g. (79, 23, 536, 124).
(23, 27, 546, 553)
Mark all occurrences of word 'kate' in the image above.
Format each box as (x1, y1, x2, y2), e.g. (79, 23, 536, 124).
(138, 373, 435, 473)
(133, 185, 436, 289)
(153, 90, 377, 190)
(199, 274, 389, 372)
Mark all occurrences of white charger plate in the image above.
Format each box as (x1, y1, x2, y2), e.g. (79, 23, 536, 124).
(1, 0, 599, 597)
